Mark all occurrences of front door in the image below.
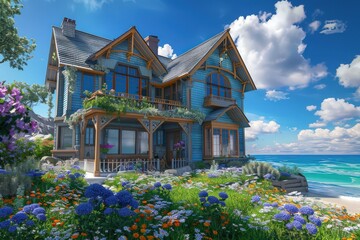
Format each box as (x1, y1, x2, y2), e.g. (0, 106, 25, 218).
(166, 130, 181, 168)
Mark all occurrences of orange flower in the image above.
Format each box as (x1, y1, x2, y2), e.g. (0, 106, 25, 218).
(203, 221, 211, 227)
(142, 200, 147, 204)
(140, 228, 146, 234)
(147, 236, 155, 240)
(213, 230, 218, 235)
(71, 233, 79, 239)
(162, 223, 169, 228)
(141, 224, 147, 229)
(54, 219, 61, 223)
(131, 224, 138, 231)
(144, 209, 152, 214)
(139, 236, 146, 240)
(80, 232, 87, 237)
(133, 233, 139, 238)
(135, 218, 140, 223)
(174, 220, 181, 227)
(134, 209, 140, 213)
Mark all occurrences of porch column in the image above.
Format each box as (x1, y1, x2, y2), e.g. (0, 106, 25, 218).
(79, 119, 88, 161)
(148, 120, 153, 160)
(93, 115, 101, 177)
(187, 124, 192, 161)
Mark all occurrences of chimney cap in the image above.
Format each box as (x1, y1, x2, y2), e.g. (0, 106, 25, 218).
(62, 17, 76, 24)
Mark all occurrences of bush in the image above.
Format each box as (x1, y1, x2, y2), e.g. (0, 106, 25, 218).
(242, 161, 280, 180)
(278, 165, 302, 175)
(33, 137, 54, 160)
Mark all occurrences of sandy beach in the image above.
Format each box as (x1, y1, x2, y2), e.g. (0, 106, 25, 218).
(304, 191, 360, 215)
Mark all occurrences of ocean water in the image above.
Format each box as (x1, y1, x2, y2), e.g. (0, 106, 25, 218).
(254, 155, 360, 198)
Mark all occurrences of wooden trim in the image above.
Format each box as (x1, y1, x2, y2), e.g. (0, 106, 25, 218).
(51, 149, 77, 153)
(211, 121, 239, 129)
(199, 65, 246, 83)
(93, 114, 101, 177)
(59, 63, 105, 75)
(111, 49, 148, 62)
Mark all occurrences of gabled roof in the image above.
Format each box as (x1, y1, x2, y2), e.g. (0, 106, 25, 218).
(204, 105, 250, 127)
(53, 27, 111, 68)
(162, 29, 227, 82)
(87, 27, 167, 76)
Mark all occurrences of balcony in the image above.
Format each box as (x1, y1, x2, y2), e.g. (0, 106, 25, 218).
(204, 95, 236, 108)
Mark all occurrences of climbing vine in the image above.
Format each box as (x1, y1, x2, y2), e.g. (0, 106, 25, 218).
(47, 91, 53, 118)
(62, 66, 77, 94)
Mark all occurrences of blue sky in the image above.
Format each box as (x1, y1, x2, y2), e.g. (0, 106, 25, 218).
(1, 0, 360, 154)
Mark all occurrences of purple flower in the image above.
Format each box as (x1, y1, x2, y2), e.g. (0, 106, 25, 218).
(207, 196, 219, 205)
(116, 190, 133, 207)
(284, 204, 299, 214)
(162, 184, 172, 190)
(294, 215, 306, 224)
(292, 220, 303, 230)
(309, 215, 321, 227)
(219, 201, 226, 207)
(285, 222, 293, 230)
(0, 206, 13, 218)
(0, 220, 11, 229)
(118, 207, 134, 217)
(251, 195, 261, 203)
(263, 173, 273, 180)
(263, 203, 272, 207)
(103, 208, 113, 215)
(11, 212, 28, 224)
(130, 199, 139, 209)
(85, 183, 113, 199)
(75, 203, 93, 216)
(218, 192, 228, 200)
(32, 207, 45, 216)
(8, 225, 17, 233)
(200, 197, 206, 203)
(199, 191, 208, 198)
(105, 196, 118, 206)
(25, 220, 35, 227)
(154, 182, 162, 188)
(306, 223, 318, 235)
(36, 213, 46, 221)
(299, 206, 314, 215)
(274, 211, 291, 221)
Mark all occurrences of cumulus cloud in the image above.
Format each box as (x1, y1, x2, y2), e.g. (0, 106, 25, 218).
(248, 124, 360, 154)
(228, 1, 327, 90)
(309, 20, 321, 33)
(309, 121, 326, 128)
(158, 44, 177, 60)
(336, 55, 360, 99)
(306, 105, 317, 111)
(74, 0, 112, 11)
(245, 120, 280, 141)
(320, 20, 346, 34)
(314, 98, 360, 122)
(314, 84, 326, 90)
(265, 90, 289, 101)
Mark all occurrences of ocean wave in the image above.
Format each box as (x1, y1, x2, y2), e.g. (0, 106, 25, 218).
(340, 196, 360, 202)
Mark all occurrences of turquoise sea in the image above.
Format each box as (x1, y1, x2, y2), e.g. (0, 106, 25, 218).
(255, 155, 360, 198)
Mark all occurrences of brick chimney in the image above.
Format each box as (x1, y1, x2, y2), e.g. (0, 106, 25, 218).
(61, 17, 76, 37)
(144, 35, 159, 55)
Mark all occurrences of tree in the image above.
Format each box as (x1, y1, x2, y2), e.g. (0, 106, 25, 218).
(5, 81, 48, 108)
(0, 0, 36, 70)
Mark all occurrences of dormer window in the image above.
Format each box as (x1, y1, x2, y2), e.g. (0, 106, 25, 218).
(206, 72, 231, 98)
(112, 64, 148, 96)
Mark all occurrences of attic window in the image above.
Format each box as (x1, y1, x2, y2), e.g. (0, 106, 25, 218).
(206, 72, 231, 98)
(112, 64, 148, 97)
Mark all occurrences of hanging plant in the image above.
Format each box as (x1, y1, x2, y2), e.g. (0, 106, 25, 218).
(47, 91, 53, 118)
(62, 66, 77, 94)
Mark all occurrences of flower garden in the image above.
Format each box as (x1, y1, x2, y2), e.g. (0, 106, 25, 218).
(1, 165, 360, 240)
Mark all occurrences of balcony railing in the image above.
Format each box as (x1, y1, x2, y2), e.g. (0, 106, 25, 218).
(204, 95, 236, 108)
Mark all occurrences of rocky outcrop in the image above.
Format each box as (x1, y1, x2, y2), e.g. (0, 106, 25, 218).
(28, 110, 54, 135)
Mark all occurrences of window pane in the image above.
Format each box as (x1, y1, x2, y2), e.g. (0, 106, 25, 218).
(82, 74, 94, 94)
(155, 88, 162, 98)
(115, 74, 126, 93)
(213, 128, 220, 157)
(138, 132, 148, 154)
(222, 129, 229, 156)
(164, 86, 171, 99)
(129, 67, 138, 76)
(219, 87, 225, 97)
(129, 77, 139, 95)
(60, 127, 72, 149)
(230, 130, 237, 155)
(212, 85, 218, 95)
(115, 65, 127, 74)
(122, 130, 135, 154)
(85, 127, 94, 145)
(207, 84, 211, 95)
(105, 129, 119, 154)
(141, 79, 148, 96)
(219, 74, 225, 86)
(225, 88, 231, 98)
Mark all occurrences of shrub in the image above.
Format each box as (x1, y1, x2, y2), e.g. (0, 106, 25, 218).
(278, 165, 302, 175)
(33, 137, 54, 160)
(242, 161, 280, 180)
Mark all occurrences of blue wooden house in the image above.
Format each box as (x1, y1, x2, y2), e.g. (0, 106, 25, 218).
(45, 18, 256, 176)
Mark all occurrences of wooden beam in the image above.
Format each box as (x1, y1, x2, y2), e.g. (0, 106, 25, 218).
(59, 64, 105, 75)
(106, 48, 111, 59)
(146, 59, 154, 69)
(198, 65, 246, 83)
(93, 115, 101, 177)
(148, 120, 153, 159)
(100, 116, 117, 130)
(79, 119, 88, 161)
(233, 62, 236, 79)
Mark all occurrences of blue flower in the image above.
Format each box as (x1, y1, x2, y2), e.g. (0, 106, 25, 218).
(85, 183, 113, 199)
(208, 173, 218, 178)
(116, 190, 133, 207)
(154, 182, 161, 188)
(274, 211, 291, 221)
(251, 195, 261, 203)
(118, 207, 134, 217)
(11, 212, 28, 224)
(8, 225, 17, 233)
(68, 174, 76, 180)
(203, 202, 211, 207)
(284, 204, 299, 214)
(74, 172, 82, 178)
(306, 223, 318, 235)
(309, 215, 321, 227)
(72, 165, 80, 170)
(263, 173, 274, 180)
(0, 220, 10, 229)
(57, 173, 65, 179)
(32, 207, 45, 216)
(219, 201, 226, 207)
(122, 181, 130, 187)
(285, 222, 293, 230)
(207, 196, 219, 205)
(130, 199, 139, 209)
(271, 202, 279, 207)
(103, 208, 113, 215)
(294, 215, 306, 224)
(200, 197, 206, 203)
(36, 214, 46, 221)
(263, 203, 271, 207)
(198, 191, 208, 198)
(218, 192, 228, 200)
(104, 196, 118, 206)
(280, 172, 291, 178)
(299, 206, 314, 215)
(75, 203, 93, 216)
(162, 184, 172, 190)
(0, 206, 13, 218)
(292, 220, 303, 230)
(25, 220, 35, 227)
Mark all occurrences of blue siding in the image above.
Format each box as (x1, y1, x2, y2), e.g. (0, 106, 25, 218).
(63, 77, 69, 115)
(217, 113, 234, 124)
(191, 123, 202, 161)
(56, 76, 64, 117)
(239, 128, 245, 156)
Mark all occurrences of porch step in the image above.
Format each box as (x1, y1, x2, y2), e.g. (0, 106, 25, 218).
(84, 172, 107, 184)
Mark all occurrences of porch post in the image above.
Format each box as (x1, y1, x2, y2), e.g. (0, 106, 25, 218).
(148, 120, 153, 160)
(187, 124, 192, 162)
(93, 114, 101, 177)
(79, 119, 88, 161)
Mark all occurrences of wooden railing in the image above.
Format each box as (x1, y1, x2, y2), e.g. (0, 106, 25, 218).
(171, 158, 189, 169)
(204, 95, 236, 107)
(100, 158, 161, 172)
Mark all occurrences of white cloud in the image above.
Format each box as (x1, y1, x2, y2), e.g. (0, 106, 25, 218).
(306, 105, 317, 111)
(228, 1, 327, 90)
(265, 90, 289, 101)
(314, 98, 360, 122)
(336, 55, 360, 99)
(314, 84, 326, 90)
(248, 124, 360, 154)
(309, 20, 321, 33)
(158, 44, 177, 60)
(320, 20, 346, 34)
(309, 121, 326, 128)
(74, 0, 112, 11)
(246, 120, 280, 141)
